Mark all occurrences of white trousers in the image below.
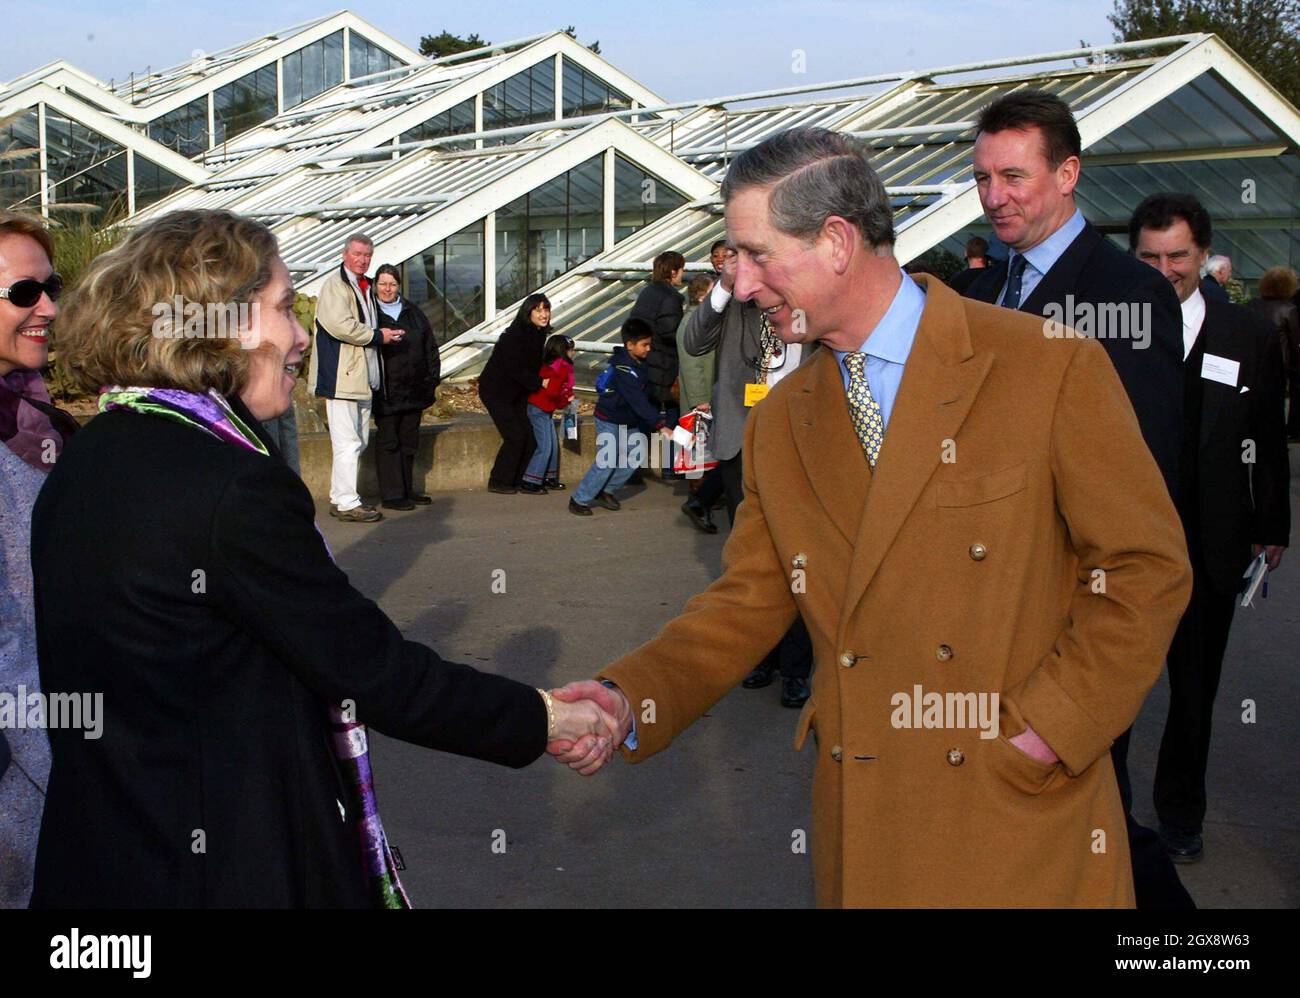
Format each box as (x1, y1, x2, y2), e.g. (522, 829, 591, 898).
(326, 398, 372, 510)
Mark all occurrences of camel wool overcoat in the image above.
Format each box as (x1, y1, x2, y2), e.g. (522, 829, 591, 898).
(600, 276, 1192, 908)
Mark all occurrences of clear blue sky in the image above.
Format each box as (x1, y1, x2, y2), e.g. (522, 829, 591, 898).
(13, 1, 1119, 99)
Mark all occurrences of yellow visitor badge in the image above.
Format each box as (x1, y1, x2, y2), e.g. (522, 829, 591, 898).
(744, 383, 770, 407)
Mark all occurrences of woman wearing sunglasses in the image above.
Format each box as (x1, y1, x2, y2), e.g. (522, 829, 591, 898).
(0, 211, 72, 909)
(27, 209, 617, 907)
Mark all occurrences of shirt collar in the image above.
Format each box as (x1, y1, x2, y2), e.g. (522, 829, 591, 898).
(1181, 287, 1206, 329)
(834, 272, 926, 367)
(1013, 207, 1085, 278)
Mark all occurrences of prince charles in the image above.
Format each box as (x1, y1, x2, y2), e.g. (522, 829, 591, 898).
(552, 128, 1192, 908)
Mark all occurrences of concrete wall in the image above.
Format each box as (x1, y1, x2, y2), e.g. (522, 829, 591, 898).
(298, 414, 678, 498)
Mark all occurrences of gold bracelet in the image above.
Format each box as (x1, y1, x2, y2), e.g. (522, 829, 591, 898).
(536, 688, 556, 739)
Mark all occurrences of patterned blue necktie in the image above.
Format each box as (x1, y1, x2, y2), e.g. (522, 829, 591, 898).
(1001, 253, 1028, 310)
(842, 353, 884, 469)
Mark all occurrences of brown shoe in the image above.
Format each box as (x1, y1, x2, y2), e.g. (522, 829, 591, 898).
(336, 504, 382, 522)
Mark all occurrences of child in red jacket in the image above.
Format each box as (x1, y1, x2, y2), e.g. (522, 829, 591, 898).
(521, 334, 575, 493)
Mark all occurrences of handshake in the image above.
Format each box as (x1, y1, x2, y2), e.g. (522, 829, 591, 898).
(542, 680, 633, 775)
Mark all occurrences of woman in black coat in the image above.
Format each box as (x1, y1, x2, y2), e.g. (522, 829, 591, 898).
(28, 210, 616, 908)
(477, 293, 551, 493)
(373, 264, 440, 510)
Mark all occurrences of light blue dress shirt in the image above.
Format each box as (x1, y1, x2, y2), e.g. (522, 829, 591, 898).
(831, 271, 926, 431)
(619, 274, 928, 753)
(998, 207, 1085, 307)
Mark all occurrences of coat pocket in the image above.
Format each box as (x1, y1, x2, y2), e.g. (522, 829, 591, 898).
(935, 462, 1028, 508)
(986, 732, 1063, 796)
(793, 700, 816, 751)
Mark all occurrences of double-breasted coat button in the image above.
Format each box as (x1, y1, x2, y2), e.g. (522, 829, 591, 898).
(792, 552, 808, 569)
(831, 745, 844, 762)
(839, 650, 856, 668)
(946, 748, 965, 766)
(936, 644, 954, 662)
(969, 542, 987, 561)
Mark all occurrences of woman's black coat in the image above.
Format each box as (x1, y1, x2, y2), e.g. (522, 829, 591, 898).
(28, 397, 546, 908)
(630, 281, 683, 404)
(376, 297, 440, 416)
(477, 320, 547, 406)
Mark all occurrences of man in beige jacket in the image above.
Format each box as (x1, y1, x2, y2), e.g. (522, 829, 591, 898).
(308, 233, 403, 522)
(549, 128, 1192, 907)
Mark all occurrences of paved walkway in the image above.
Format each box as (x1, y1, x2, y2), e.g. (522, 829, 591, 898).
(318, 455, 1299, 908)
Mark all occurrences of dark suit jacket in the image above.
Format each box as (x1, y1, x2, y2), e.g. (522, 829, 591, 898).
(1200, 276, 1229, 304)
(29, 397, 546, 908)
(965, 222, 1184, 495)
(1182, 300, 1291, 594)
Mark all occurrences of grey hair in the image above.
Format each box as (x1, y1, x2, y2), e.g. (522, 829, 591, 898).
(1205, 254, 1231, 277)
(342, 232, 374, 251)
(720, 127, 895, 248)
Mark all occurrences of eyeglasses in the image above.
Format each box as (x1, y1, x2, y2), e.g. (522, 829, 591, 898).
(0, 274, 63, 308)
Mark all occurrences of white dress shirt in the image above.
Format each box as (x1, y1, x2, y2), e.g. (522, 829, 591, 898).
(1180, 287, 1206, 360)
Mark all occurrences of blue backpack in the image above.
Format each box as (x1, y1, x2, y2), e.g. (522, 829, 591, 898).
(595, 363, 617, 396)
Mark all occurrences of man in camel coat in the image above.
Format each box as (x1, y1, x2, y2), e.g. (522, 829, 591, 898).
(552, 127, 1192, 908)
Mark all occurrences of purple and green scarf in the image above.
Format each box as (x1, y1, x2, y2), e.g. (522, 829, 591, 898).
(100, 385, 411, 909)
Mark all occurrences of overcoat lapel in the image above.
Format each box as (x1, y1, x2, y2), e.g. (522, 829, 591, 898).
(840, 279, 993, 621)
(788, 348, 870, 547)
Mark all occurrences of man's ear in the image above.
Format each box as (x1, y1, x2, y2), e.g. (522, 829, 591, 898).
(821, 216, 857, 275)
(1056, 155, 1081, 197)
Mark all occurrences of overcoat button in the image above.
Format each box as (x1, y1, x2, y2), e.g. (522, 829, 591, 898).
(969, 542, 987, 561)
(839, 651, 856, 668)
(947, 748, 965, 766)
(936, 644, 954, 662)
(792, 552, 808, 569)
(831, 745, 844, 762)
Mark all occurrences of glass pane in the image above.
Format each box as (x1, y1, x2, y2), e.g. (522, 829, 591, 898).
(531, 61, 555, 120)
(147, 96, 209, 158)
(614, 154, 686, 241)
(213, 64, 277, 144)
(402, 220, 484, 344)
(566, 154, 604, 271)
(324, 30, 344, 90)
(495, 193, 529, 306)
(43, 108, 127, 215)
(133, 154, 188, 209)
(302, 39, 324, 104)
(282, 49, 302, 110)
(0, 108, 41, 208)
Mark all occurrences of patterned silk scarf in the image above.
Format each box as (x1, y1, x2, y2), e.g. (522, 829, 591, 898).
(99, 385, 411, 909)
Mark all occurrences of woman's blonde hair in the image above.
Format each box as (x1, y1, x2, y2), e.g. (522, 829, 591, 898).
(58, 209, 278, 395)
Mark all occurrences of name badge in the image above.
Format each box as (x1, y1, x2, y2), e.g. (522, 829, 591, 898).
(744, 383, 770, 407)
(1201, 353, 1240, 387)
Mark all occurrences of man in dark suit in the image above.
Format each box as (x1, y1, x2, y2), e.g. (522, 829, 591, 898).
(964, 90, 1183, 494)
(964, 89, 1188, 908)
(1130, 193, 1290, 864)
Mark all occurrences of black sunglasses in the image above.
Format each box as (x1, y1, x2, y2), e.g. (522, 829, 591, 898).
(0, 273, 63, 308)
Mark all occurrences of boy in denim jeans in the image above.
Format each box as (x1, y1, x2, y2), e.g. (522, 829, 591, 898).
(569, 319, 671, 516)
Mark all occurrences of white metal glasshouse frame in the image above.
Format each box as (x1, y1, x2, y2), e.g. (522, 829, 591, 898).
(435, 32, 1300, 379)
